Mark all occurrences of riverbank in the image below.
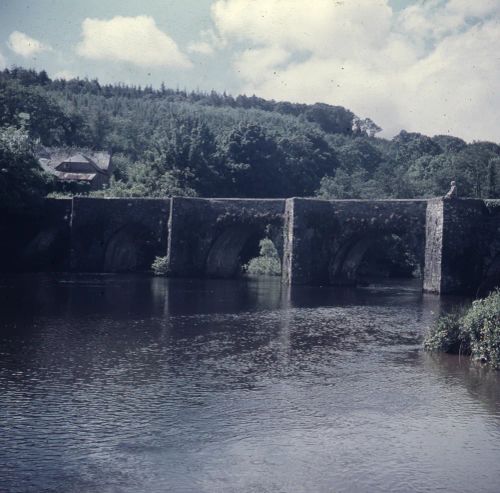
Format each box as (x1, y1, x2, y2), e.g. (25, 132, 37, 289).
(424, 290, 500, 369)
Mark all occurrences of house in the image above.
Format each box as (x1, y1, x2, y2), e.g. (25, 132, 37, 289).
(37, 148, 112, 191)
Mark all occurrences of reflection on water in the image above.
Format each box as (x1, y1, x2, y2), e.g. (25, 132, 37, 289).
(0, 275, 499, 493)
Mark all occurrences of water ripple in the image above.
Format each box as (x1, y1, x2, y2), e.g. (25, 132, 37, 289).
(0, 275, 499, 493)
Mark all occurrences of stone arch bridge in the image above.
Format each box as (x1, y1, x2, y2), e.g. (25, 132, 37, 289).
(8, 196, 500, 295)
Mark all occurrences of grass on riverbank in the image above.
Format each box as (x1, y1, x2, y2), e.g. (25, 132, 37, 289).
(424, 290, 500, 369)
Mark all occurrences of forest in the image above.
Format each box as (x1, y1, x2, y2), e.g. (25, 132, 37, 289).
(1, 67, 500, 214)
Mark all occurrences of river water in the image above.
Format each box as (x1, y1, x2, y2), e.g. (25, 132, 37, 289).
(0, 274, 499, 493)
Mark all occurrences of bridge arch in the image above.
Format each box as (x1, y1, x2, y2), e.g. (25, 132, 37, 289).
(68, 197, 170, 273)
(329, 232, 422, 285)
(23, 226, 67, 271)
(205, 224, 282, 278)
(206, 225, 258, 278)
(103, 223, 164, 272)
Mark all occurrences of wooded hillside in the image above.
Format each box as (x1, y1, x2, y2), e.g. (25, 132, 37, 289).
(1, 67, 499, 211)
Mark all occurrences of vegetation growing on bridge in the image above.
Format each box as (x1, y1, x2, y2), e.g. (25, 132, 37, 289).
(424, 290, 500, 369)
(1, 67, 500, 215)
(244, 238, 281, 276)
(151, 256, 169, 276)
(151, 239, 282, 277)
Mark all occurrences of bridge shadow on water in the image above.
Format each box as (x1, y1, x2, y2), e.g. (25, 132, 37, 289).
(0, 272, 442, 320)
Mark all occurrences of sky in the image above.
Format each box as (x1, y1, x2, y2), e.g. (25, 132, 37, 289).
(0, 0, 499, 142)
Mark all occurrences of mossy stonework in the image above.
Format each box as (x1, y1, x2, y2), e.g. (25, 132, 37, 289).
(2, 196, 500, 294)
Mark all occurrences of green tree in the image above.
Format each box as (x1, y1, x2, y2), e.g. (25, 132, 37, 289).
(219, 122, 283, 197)
(352, 117, 382, 137)
(277, 131, 338, 196)
(304, 103, 354, 135)
(454, 143, 500, 198)
(0, 125, 52, 213)
(0, 78, 70, 146)
(487, 158, 500, 198)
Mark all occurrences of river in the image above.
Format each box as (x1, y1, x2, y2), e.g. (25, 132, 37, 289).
(0, 274, 499, 493)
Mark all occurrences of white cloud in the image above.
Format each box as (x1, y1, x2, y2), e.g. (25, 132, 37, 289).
(187, 41, 215, 56)
(234, 46, 290, 85)
(8, 31, 51, 57)
(187, 29, 224, 56)
(212, 0, 392, 58)
(76, 15, 192, 68)
(446, 0, 500, 18)
(398, 2, 461, 42)
(210, 0, 500, 142)
(401, 21, 500, 140)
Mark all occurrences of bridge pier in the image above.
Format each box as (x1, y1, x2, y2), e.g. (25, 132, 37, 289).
(424, 198, 487, 294)
(281, 198, 336, 285)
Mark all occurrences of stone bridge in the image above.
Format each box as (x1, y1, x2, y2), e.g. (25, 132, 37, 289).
(4, 196, 500, 295)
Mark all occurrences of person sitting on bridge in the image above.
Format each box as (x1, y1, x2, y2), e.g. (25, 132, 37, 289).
(444, 181, 457, 199)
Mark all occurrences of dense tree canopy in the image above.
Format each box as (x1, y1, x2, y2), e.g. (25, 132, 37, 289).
(0, 67, 499, 203)
(0, 124, 52, 213)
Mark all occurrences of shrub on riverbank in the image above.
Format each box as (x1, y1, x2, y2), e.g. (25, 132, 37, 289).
(151, 256, 168, 276)
(462, 291, 500, 368)
(424, 290, 500, 369)
(424, 311, 469, 354)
